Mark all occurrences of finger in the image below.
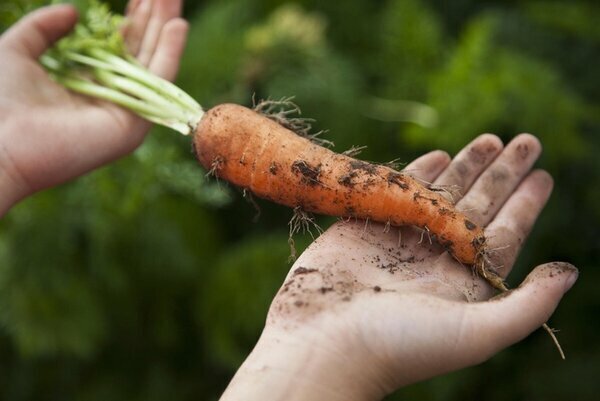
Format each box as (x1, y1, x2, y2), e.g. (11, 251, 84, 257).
(137, 0, 183, 66)
(456, 134, 542, 227)
(461, 262, 577, 363)
(0, 4, 77, 58)
(147, 18, 188, 81)
(124, 0, 153, 57)
(482, 170, 553, 278)
(433, 134, 503, 203)
(126, 0, 142, 15)
(402, 150, 451, 184)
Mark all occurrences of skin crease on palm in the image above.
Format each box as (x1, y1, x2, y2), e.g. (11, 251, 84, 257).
(0, 0, 188, 215)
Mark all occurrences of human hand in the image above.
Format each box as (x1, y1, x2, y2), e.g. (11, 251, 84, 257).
(221, 134, 577, 401)
(0, 0, 187, 215)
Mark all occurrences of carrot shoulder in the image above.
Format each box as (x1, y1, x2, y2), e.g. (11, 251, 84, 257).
(193, 103, 485, 265)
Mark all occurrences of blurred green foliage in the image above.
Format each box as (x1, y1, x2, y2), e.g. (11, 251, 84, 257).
(1, 0, 599, 400)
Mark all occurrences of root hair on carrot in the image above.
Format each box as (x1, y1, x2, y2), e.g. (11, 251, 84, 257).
(308, 131, 335, 148)
(401, 173, 434, 189)
(409, 175, 462, 203)
(428, 183, 462, 203)
(360, 217, 371, 239)
(253, 96, 333, 147)
(242, 188, 261, 223)
(342, 145, 367, 158)
(418, 226, 433, 245)
(383, 158, 405, 171)
(402, 173, 462, 202)
(475, 255, 508, 292)
(459, 206, 478, 214)
(337, 215, 354, 224)
(397, 228, 403, 248)
(485, 243, 511, 254)
(383, 220, 391, 234)
(289, 207, 323, 239)
(287, 237, 298, 263)
(479, 243, 511, 272)
(401, 167, 429, 179)
(542, 323, 566, 360)
(206, 155, 225, 178)
(287, 206, 323, 261)
(253, 96, 310, 136)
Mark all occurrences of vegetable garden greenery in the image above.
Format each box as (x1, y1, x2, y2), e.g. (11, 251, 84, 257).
(0, 0, 598, 400)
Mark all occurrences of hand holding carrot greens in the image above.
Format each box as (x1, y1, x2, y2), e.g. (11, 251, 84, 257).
(0, 0, 187, 216)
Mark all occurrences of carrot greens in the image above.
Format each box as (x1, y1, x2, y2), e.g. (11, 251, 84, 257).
(40, 0, 203, 135)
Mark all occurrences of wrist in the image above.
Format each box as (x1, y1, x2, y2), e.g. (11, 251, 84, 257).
(220, 325, 387, 401)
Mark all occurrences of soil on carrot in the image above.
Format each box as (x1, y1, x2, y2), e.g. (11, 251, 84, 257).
(464, 220, 477, 231)
(291, 160, 322, 186)
(269, 161, 281, 175)
(386, 172, 410, 190)
(337, 170, 358, 187)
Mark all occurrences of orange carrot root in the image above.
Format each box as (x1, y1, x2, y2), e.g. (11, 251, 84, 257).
(193, 104, 487, 266)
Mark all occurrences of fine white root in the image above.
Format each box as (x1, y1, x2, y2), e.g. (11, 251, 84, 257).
(242, 188, 261, 223)
(542, 323, 565, 360)
(342, 145, 367, 158)
(253, 96, 333, 147)
(418, 226, 433, 245)
(287, 207, 323, 261)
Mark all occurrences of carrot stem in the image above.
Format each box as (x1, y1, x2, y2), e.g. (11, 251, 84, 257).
(39, 1, 203, 135)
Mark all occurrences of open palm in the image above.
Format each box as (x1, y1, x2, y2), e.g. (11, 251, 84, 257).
(0, 0, 186, 202)
(253, 134, 577, 400)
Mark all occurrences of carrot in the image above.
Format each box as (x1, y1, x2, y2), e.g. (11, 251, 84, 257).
(40, 1, 495, 282)
(194, 104, 486, 267)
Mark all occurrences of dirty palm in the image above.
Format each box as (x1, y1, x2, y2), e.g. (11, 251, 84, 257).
(221, 133, 576, 399)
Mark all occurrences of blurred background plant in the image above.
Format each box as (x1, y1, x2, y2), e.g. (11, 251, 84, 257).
(0, 0, 598, 400)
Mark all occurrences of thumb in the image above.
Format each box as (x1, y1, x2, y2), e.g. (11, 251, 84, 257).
(0, 4, 78, 58)
(464, 262, 578, 361)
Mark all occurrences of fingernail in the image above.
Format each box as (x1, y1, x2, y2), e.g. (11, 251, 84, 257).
(564, 269, 578, 292)
(539, 262, 578, 292)
(548, 261, 579, 292)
